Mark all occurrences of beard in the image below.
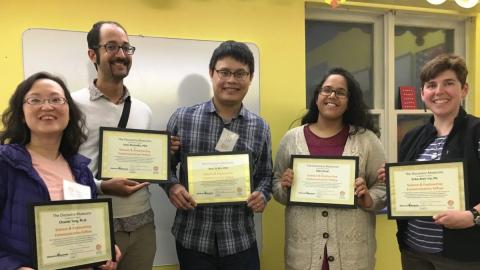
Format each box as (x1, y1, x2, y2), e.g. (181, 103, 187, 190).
(96, 56, 131, 81)
(109, 58, 131, 80)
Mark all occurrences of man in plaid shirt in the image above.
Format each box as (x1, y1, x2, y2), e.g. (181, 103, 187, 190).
(165, 40, 273, 270)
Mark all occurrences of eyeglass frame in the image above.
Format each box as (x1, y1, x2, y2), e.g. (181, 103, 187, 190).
(23, 97, 68, 106)
(93, 43, 136, 55)
(319, 86, 349, 99)
(214, 69, 251, 80)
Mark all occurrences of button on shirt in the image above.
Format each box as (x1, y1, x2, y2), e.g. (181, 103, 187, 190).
(166, 100, 273, 256)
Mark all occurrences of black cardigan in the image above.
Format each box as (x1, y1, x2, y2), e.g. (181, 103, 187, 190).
(396, 107, 480, 261)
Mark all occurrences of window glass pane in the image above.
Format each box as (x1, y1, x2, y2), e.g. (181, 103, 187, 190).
(397, 114, 431, 149)
(306, 20, 374, 108)
(394, 26, 454, 109)
(371, 114, 381, 139)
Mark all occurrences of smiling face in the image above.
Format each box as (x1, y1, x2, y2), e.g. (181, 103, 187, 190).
(89, 23, 132, 82)
(316, 74, 349, 123)
(22, 79, 69, 141)
(210, 56, 252, 108)
(421, 69, 468, 120)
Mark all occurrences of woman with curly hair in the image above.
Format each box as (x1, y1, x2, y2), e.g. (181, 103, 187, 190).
(273, 68, 386, 270)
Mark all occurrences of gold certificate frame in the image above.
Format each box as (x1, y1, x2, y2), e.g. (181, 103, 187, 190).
(98, 127, 170, 182)
(29, 199, 115, 270)
(185, 152, 252, 205)
(289, 155, 359, 208)
(386, 160, 467, 219)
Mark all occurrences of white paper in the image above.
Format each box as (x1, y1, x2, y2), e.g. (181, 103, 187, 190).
(63, 180, 92, 200)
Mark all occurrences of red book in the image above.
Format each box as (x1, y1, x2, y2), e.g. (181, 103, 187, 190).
(399, 86, 417, 109)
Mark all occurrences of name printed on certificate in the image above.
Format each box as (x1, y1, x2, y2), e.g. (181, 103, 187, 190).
(186, 152, 252, 205)
(290, 155, 358, 208)
(386, 161, 466, 219)
(31, 199, 115, 270)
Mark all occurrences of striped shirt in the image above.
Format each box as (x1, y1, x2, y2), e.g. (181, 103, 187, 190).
(405, 136, 447, 253)
(166, 100, 273, 256)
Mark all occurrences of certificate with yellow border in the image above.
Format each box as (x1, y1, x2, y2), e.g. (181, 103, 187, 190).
(98, 127, 170, 182)
(186, 152, 252, 205)
(386, 160, 467, 219)
(289, 155, 358, 208)
(29, 199, 115, 270)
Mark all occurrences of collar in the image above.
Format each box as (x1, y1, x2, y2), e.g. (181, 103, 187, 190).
(426, 107, 467, 137)
(88, 79, 131, 103)
(206, 99, 246, 118)
(0, 144, 90, 171)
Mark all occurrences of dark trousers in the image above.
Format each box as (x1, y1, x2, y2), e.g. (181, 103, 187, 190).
(176, 241, 260, 270)
(401, 248, 480, 270)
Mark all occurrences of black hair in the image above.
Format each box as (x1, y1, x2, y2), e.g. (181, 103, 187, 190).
(301, 67, 379, 136)
(209, 40, 254, 75)
(0, 72, 87, 157)
(87, 21, 128, 69)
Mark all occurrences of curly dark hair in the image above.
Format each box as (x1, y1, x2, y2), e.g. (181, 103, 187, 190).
(0, 72, 87, 157)
(301, 67, 379, 137)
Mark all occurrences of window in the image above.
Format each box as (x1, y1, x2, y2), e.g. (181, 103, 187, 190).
(306, 20, 375, 108)
(306, 5, 470, 161)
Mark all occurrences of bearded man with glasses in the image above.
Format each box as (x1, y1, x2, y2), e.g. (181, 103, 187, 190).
(71, 21, 156, 270)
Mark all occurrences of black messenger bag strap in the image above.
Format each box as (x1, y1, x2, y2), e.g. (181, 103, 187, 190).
(117, 96, 131, 128)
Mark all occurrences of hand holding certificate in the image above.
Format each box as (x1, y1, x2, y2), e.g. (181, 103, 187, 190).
(98, 127, 170, 182)
(185, 152, 252, 205)
(289, 155, 359, 208)
(386, 160, 467, 219)
(29, 199, 115, 270)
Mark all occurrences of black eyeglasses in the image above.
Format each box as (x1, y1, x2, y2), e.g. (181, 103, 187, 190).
(24, 97, 68, 106)
(320, 87, 349, 99)
(215, 69, 250, 80)
(95, 44, 136, 55)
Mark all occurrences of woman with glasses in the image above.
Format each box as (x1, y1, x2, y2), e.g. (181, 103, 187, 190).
(0, 72, 119, 270)
(273, 68, 386, 270)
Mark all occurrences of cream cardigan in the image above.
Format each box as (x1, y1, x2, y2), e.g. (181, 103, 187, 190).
(273, 125, 386, 270)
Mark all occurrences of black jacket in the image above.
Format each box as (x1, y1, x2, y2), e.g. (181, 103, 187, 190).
(397, 107, 480, 261)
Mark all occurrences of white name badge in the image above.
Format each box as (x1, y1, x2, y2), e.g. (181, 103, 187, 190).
(63, 180, 92, 200)
(215, 128, 239, 152)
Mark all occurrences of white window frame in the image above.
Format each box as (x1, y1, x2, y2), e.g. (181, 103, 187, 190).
(306, 5, 470, 161)
(387, 12, 467, 161)
(306, 7, 386, 147)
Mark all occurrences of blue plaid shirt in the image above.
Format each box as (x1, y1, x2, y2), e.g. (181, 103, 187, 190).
(166, 99, 273, 256)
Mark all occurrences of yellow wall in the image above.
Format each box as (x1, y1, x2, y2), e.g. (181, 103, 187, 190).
(0, 1, 476, 270)
(0, 1, 304, 270)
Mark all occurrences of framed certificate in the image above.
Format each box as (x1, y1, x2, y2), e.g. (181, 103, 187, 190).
(289, 155, 359, 208)
(386, 160, 467, 219)
(29, 199, 115, 270)
(185, 152, 252, 205)
(98, 127, 170, 182)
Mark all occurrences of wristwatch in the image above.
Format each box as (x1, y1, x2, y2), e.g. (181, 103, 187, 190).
(469, 208, 480, 226)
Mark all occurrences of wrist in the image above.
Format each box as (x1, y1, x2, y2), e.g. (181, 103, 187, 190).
(359, 194, 373, 209)
(468, 208, 480, 226)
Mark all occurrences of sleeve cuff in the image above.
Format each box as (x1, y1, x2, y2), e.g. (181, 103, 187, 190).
(95, 178, 104, 195)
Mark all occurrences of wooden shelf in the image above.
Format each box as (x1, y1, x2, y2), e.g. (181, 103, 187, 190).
(395, 109, 432, 115)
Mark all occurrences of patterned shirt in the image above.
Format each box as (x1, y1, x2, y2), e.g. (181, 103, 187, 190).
(166, 100, 273, 256)
(405, 136, 447, 253)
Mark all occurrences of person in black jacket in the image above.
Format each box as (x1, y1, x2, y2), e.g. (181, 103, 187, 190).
(379, 54, 480, 269)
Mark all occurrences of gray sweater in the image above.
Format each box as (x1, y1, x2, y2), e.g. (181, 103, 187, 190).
(273, 125, 386, 270)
